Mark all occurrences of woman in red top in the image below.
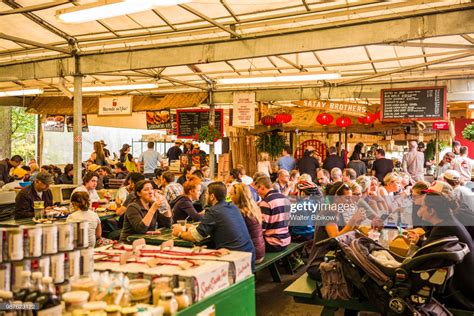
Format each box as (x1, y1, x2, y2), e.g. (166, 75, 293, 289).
(229, 183, 265, 263)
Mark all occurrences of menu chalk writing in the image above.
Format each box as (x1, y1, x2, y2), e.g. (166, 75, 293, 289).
(381, 87, 446, 121)
(176, 109, 223, 138)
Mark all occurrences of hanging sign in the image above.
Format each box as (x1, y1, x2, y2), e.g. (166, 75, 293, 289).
(44, 114, 65, 132)
(98, 96, 132, 115)
(146, 109, 172, 130)
(432, 121, 449, 130)
(291, 100, 368, 117)
(232, 92, 256, 127)
(66, 115, 89, 132)
(176, 109, 224, 139)
(381, 86, 446, 121)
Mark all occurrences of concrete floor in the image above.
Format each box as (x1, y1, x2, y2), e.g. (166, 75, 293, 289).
(255, 268, 380, 316)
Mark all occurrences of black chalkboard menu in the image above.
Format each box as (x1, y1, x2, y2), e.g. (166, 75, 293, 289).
(381, 86, 446, 121)
(176, 109, 224, 138)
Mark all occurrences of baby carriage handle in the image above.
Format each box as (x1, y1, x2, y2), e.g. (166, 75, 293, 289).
(402, 242, 470, 271)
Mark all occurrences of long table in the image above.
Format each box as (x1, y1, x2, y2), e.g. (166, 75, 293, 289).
(127, 227, 210, 247)
(0, 211, 117, 227)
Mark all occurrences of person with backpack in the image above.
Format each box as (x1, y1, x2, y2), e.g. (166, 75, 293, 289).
(120, 144, 139, 173)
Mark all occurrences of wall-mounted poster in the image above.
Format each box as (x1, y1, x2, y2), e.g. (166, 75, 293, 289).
(146, 109, 172, 130)
(66, 115, 89, 132)
(44, 114, 65, 132)
(98, 96, 133, 115)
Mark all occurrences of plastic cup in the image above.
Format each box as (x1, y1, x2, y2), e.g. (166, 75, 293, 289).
(177, 220, 187, 232)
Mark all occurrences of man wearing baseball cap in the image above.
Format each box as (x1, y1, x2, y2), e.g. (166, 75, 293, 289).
(14, 171, 54, 219)
(443, 170, 474, 211)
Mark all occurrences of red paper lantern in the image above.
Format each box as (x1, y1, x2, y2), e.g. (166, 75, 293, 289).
(261, 115, 277, 126)
(276, 112, 292, 124)
(358, 112, 376, 125)
(336, 116, 352, 128)
(365, 112, 376, 124)
(316, 113, 333, 126)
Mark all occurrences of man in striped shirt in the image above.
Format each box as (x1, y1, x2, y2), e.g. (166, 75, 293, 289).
(254, 176, 291, 252)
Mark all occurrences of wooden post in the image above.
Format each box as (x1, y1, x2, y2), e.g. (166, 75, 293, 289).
(435, 130, 440, 165)
(0, 106, 12, 159)
(73, 56, 83, 185)
(208, 85, 215, 179)
(36, 114, 43, 165)
(344, 129, 348, 162)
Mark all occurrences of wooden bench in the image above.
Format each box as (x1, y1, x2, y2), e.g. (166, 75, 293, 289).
(284, 273, 473, 316)
(255, 242, 305, 282)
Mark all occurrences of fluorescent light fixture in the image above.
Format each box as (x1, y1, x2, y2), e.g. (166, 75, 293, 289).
(469, 103, 474, 110)
(0, 88, 43, 97)
(57, 0, 190, 24)
(70, 83, 158, 92)
(217, 73, 341, 85)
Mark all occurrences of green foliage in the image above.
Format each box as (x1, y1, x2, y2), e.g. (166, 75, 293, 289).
(11, 107, 36, 161)
(425, 139, 448, 161)
(462, 123, 474, 141)
(256, 131, 286, 159)
(196, 125, 222, 143)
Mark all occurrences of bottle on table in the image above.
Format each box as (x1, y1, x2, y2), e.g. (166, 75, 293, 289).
(14, 271, 32, 302)
(36, 277, 60, 311)
(24, 272, 43, 303)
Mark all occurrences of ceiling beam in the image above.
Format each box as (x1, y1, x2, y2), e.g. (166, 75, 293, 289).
(211, 78, 474, 103)
(220, 0, 240, 23)
(0, 33, 70, 54)
(1, 9, 473, 81)
(391, 42, 473, 49)
(160, 75, 207, 90)
(152, 9, 178, 31)
(275, 55, 307, 72)
(337, 50, 474, 85)
(178, 4, 241, 38)
(3, 0, 73, 41)
(0, 0, 71, 15)
(461, 34, 474, 44)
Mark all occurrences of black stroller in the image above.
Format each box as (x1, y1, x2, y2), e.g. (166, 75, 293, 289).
(309, 231, 470, 315)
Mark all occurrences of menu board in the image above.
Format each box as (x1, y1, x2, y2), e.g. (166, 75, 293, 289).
(176, 109, 224, 139)
(381, 86, 446, 121)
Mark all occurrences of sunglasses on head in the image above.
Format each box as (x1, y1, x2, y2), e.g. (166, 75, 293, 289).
(335, 183, 350, 195)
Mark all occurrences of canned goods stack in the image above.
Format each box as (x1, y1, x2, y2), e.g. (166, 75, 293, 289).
(0, 221, 94, 294)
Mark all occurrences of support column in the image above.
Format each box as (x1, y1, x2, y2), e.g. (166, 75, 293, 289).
(208, 87, 216, 179)
(36, 114, 43, 165)
(73, 56, 83, 185)
(0, 106, 12, 159)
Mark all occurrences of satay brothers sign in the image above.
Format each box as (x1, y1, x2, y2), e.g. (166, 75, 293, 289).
(292, 100, 368, 117)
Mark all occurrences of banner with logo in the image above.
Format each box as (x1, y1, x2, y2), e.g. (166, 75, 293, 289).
(98, 96, 132, 115)
(66, 115, 89, 132)
(44, 114, 65, 132)
(146, 109, 172, 130)
(233, 92, 256, 127)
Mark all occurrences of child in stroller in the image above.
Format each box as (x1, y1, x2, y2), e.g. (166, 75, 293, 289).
(307, 230, 469, 315)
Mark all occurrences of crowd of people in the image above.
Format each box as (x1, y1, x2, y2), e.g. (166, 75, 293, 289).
(1, 139, 473, 308)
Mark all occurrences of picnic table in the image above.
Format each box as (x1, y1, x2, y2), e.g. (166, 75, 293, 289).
(127, 227, 210, 248)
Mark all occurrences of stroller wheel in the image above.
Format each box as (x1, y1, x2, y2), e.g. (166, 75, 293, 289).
(388, 298, 406, 314)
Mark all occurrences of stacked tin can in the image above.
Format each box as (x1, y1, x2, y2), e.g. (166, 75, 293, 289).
(0, 220, 94, 295)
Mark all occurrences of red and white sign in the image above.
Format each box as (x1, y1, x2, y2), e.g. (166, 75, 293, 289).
(98, 96, 132, 115)
(432, 121, 449, 130)
(233, 92, 255, 128)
